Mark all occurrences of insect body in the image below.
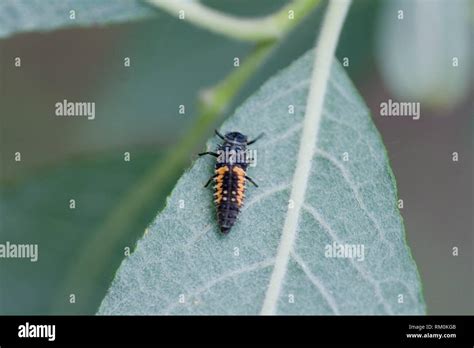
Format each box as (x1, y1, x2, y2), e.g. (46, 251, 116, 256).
(199, 130, 263, 234)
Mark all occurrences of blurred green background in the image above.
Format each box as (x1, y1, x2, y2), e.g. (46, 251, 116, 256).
(0, 0, 472, 315)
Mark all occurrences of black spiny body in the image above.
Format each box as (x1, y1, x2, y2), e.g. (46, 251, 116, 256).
(199, 130, 263, 234)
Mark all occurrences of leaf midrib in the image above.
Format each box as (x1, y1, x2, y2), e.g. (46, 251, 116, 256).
(260, 0, 352, 315)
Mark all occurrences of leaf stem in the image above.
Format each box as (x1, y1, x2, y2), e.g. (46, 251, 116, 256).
(146, 0, 320, 42)
(198, 42, 273, 116)
(260, 0, 352, 315)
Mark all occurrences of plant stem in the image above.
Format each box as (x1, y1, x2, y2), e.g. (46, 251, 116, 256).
(198, 43, 273, 117)
(147, 0, 320, 42)
(261, 0, 352, 315)
(274, 0, 323, 33)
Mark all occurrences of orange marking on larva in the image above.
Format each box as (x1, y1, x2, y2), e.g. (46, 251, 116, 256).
(214, 190, 223, 204)
(233, 166, 246, 176)
(216, 166, 229, 175)
(232, 167, 247, 207)
(213, 166, 228, 206)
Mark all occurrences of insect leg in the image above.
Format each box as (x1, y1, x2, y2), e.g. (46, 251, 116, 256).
(198, 151, 219, 157)
(215, 129, 226, 140)
(204, 174, 218, 188)
(245, 176, 259, 187)
(247, 133, 265, 145)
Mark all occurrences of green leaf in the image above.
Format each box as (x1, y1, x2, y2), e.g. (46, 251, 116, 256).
(0, 150, 173, 314)
(0, 0, 153, 39)
(98, 50, 425, 315)
(0, 0, 290, 40)
(375, 0, 472, 110)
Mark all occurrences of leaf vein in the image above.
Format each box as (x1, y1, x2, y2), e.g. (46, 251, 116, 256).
(314, 148, 393, 255)
(301, 204, 393, 314)
(162, 258, 275, 314)
(291, 251, 340, 314)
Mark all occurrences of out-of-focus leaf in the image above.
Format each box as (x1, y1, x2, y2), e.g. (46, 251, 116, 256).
(0, 0, 153, 39)
(375, 0, 472, 109)
(0, 150, 172, 314)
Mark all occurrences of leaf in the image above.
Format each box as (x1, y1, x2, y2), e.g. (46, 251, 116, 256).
(0, 0, 153, 39)
(0, 150, 173, 314)
(98, 50, 425, 315)
(375, 0, 472, 110)
(0, 0, 290, 40)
